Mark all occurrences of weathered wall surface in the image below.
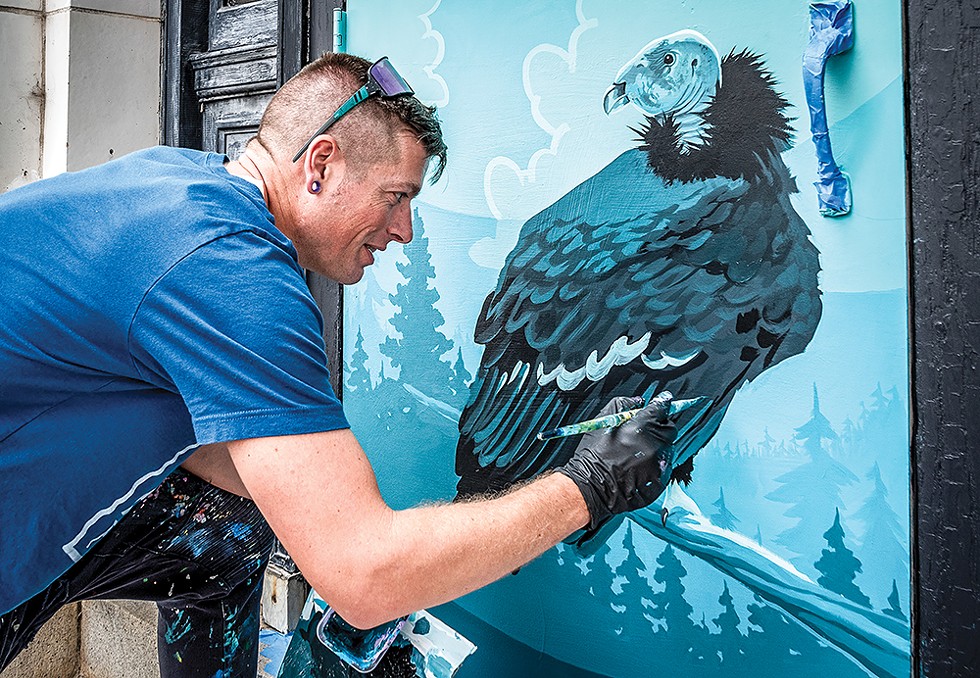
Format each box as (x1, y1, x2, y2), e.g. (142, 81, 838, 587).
(0, 2, 43, 193)
(0, 0, 162, 193)
(43, 0, 163, 175)
(907, 0, 980, 675)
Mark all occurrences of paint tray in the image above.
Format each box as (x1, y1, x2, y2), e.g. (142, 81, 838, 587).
(277, 590, 476, 678)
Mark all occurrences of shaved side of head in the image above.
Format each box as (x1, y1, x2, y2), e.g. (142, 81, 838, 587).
(253, 53, 447, 182)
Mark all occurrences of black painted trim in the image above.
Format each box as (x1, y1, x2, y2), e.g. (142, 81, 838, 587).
(162, 0, 210, 149)
(277, 0, 306, 87)
(301, 0, 346, 401)
(906, 0, 980, 675)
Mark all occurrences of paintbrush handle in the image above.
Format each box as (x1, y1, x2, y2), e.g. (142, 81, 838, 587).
(536, 408, 642, 441)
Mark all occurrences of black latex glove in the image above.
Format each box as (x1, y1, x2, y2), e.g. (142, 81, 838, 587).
(557, 392, 676, 533)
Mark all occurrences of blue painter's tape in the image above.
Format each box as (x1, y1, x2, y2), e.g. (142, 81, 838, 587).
(804, 1, 854, 217)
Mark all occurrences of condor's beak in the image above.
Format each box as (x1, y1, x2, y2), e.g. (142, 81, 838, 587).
(603, 81, 628, 114)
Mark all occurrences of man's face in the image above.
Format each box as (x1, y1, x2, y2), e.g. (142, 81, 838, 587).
(294, 131, 428, 284)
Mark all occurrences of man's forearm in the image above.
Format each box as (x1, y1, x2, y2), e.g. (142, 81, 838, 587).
(229, 429, 590, 629)
(353, 472, 588, 627)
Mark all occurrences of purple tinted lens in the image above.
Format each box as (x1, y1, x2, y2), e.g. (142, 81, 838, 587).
(370, 58, 413, 96)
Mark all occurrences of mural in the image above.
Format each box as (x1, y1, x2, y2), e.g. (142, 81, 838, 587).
(335, 1, 910, 676)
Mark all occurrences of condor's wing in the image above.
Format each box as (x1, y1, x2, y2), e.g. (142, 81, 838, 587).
(455, 149, 756, 497)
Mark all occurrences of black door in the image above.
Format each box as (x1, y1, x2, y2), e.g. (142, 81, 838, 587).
(162, 0, 344, 576)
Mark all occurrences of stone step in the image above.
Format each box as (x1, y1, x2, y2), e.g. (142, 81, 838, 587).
(2, 599, 289, 678)
(79, 601, 158, 678)
(0, 604, 80, 678)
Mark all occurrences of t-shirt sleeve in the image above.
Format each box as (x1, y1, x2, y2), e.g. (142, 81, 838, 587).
(128, 231, 349, 444)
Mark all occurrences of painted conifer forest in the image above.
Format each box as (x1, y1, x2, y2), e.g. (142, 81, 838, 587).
(338, 3, 909, 674)
(342, 213, 910, 677)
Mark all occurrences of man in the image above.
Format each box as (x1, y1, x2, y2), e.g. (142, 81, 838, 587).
(0, 53, 674, 675)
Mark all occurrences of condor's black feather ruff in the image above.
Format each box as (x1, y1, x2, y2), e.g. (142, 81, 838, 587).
(633, 49, 793, 184)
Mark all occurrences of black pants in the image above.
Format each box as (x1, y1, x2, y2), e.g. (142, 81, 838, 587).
(0, 469, 276, 677)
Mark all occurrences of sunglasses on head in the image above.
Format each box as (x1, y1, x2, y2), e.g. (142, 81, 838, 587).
(291, 56, 415, 163)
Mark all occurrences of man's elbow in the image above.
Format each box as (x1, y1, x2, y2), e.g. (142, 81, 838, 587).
(312, 562, 405, 630)
(328, 601, 397, 631)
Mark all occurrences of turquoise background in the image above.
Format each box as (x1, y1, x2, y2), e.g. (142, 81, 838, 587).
(340, 1, 909, 675)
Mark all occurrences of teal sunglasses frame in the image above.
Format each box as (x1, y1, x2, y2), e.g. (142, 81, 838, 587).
(291, 56, 414, 163)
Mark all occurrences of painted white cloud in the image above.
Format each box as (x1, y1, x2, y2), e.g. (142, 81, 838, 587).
(417, 0, 449, 107)
(347, 0, 449, 107)
(467, 219, 523, 270)
(481, 0, 644, 222)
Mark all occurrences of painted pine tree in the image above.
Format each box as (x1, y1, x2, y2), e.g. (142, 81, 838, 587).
(448, 346, 472, 406)
(646, 544, 693, 632)
(379, 208, 455, 401)
(882, 579, 908, 623)
(349, 213, 464, 507)
(710, 487, 740, 531)
(860, 384, 910, 512)
(814, 508, 871, 607)
(767, 384, 858, 573)
(712, 581, 746, 670)
(346, 327, 373, 393)
(869, 382, 889, 412)
(854, 462, 908, 610)
(617, 523, 656, 641)
(839, 416, 859, 457)
(644, 542, 718, 668)
(758, 427, 776, 457)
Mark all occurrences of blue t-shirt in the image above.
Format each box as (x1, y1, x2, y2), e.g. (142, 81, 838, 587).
(0, 146, 349, 615)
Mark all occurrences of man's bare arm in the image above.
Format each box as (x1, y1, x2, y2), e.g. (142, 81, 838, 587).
(181, 442, 252, 498)
(227, 429, 588, 629)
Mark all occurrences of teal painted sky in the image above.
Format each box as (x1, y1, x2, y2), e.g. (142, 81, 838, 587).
(346, 0, 908, 443)
(349, 0, 905, 292)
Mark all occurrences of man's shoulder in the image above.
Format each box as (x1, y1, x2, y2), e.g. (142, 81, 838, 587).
(108, 146, 286, 249)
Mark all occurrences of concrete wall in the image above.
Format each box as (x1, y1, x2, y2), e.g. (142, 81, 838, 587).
(43, 0, 162, 175)
(0, 0, 162, 194)
(0, 1, 44, 193)
(0, 3, 162, 674)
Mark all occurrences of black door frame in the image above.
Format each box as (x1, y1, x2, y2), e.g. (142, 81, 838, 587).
(905, 0, 980, 674)
(161, 0, 980, 671)
(162, 0, 345, 400)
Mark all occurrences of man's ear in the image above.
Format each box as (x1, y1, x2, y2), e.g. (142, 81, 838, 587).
(304, 135, 347, 193)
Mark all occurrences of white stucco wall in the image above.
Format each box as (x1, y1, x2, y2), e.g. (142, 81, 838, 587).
(0, 0, 162, 193)
(0, 2, 163, 674)
(0, 2, 44, 193)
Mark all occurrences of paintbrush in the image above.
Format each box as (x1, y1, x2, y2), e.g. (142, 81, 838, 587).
(535, 392, 696, 441)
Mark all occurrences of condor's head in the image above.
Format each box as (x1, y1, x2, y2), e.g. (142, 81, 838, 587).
(604, 29, 722, 152)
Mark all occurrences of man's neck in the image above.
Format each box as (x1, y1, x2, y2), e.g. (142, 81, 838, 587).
(225, 147, 294, 234)
(225, 151, 268, 200)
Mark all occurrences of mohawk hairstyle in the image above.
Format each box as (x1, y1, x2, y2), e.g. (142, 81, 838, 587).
(256, 53, 447, 183)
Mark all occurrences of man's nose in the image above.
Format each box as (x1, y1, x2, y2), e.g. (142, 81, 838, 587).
(389, 206, 413, 244)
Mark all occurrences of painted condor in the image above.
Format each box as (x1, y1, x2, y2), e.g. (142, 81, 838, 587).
(454, 30, 822, 521)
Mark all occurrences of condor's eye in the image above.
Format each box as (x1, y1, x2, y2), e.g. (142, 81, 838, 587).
(664, 53, 675, 66)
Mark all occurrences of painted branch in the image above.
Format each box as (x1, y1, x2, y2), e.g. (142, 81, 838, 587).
(631, 484, 910, 677)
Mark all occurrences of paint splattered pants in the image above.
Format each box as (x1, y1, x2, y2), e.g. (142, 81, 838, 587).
(0, 468, 276, 677)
